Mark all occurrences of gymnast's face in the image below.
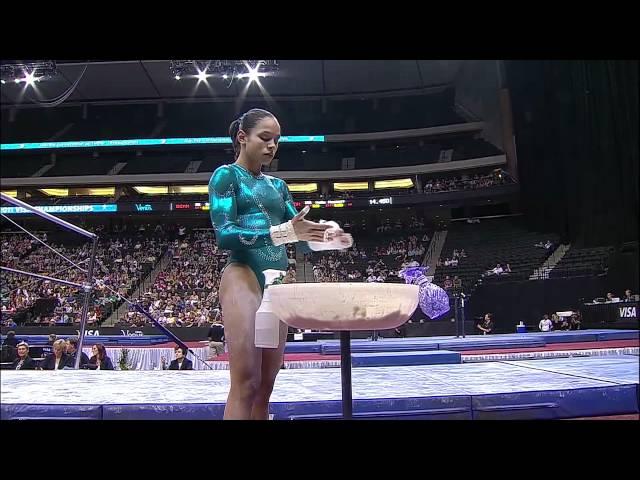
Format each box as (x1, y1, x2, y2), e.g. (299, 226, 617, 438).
(239, 116, 281, 166)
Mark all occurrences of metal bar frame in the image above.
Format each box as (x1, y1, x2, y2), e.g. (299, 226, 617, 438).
(1, 193, 211, 370)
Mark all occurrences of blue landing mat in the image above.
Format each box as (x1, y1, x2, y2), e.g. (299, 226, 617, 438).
(320, 342, 440, 354)
(320, 337, 545, 354)
(470, 385, 638, 420)
(290, 330, 639, 355)
(596, 331, 639, 341)
(1, 357, 637, 420)
(284, 342, 323, 354)
(503, 356, 640, 385)
(436, 337, 546, 351)
(1, 404, 103, 420)
(352, 350, 461, 367)
(531, 333, 598, 343)
(525, 330, 637, 343)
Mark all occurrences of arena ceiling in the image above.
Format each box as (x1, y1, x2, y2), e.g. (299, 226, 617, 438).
(0, 60, 465, 106)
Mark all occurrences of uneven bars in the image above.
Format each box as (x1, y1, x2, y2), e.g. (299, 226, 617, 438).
(0, 193, 97, 239)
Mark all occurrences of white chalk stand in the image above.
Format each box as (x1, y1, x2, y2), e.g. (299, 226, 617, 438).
(268, 282, 419, 419)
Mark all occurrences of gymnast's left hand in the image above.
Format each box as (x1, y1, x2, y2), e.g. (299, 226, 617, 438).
(332, 232, 354, 249)
(321, 221, 353, 249)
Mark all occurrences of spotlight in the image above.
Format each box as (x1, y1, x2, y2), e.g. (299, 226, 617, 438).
(1, 61, 57, 85)
(174, 75, 181, 80)
(24, 71, 37, 86)
(244, 62, 265, 84)
(169, 60, 278, 85)
(1, 79, 5, 84)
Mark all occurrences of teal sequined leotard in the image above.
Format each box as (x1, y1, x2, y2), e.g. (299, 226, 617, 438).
(208, 163, 309, 291)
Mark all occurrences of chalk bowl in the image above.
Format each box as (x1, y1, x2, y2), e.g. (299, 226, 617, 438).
(268, 283, 419, 331)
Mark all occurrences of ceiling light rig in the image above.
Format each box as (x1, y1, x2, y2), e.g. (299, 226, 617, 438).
(169, 60, 278, 86)
(0, 61, 57, 86)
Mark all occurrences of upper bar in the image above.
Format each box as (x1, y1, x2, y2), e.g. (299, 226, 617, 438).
(0, 193, 97, 239)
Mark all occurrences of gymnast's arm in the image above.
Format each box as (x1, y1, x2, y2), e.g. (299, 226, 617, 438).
(277, 179, 352, 252)
(277, 179, 313, 255)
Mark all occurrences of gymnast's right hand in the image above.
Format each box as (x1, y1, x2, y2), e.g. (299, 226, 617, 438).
(291, 206, 331, 242)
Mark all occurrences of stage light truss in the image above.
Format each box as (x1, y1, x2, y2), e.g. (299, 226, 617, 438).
(169, 60, 278, 82)
(0, 61, 57, 85)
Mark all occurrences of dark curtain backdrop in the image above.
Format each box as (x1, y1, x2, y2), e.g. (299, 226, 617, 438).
(506, 60, 638, 247)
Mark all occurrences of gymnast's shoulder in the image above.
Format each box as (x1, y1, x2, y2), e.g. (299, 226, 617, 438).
(265, 174, 288, 190)
(209, 164, 236, 192)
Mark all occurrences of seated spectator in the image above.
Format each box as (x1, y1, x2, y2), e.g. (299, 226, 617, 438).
(539, 314, 553, 332)
(1, 342, 17, 363)
(460, 249, 467, 258)
(3, 318, 17, 329)
(622, 289, 635, 302)
(570, 313, 582, 330)
(208, 319, 225, 357)
(443, 276, 453, 289)
(42, 333, 57, 357)
(550, 313, 561, 330)
(477, 313, 494, 335)
(88, 343, 115, 370)
(559, 316, 571, 331)
(65, 337, 90, 368)
(605, 292, 617, 302)
(453, 276, 462, 289)
(40, 339, 71, 370)
(486, 263, 504, 276)
(284, 269, 297, 283)
(3, 330, 18, 348)
(503, 263, 512, 273)
(162, 345, 193, 370)
(12, 342, 36, 370)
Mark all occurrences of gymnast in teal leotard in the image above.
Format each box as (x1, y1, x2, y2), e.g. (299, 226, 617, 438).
(208, 109, 352, 420)
(209, 161, 308, 292)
